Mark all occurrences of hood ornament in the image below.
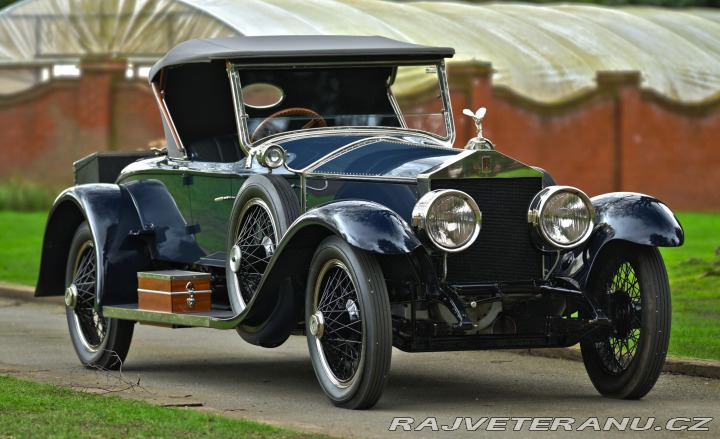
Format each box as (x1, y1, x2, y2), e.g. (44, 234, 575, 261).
(463, 107, 495, 151)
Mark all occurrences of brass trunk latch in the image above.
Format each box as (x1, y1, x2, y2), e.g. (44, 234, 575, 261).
(186, 282, 196, 309)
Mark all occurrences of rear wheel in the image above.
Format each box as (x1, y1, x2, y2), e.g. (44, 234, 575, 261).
(580, 241, 670, 399)
(65, 222, 134, 369)
(305, 236, 392, 409)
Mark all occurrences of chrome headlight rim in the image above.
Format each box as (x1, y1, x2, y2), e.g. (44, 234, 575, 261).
(528, 185, 594, 250)
(412, 189, 482, 253)
(256, 143, 287, 169)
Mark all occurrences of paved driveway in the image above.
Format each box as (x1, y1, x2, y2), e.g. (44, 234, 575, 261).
(1, 291, 718, 438)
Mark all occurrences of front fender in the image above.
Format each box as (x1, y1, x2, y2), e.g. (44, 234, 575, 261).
(592, 192, 684, 247)
(234, 200, 422, 346)
(290, 199, 422, 255)
(562, 192, 683, 286)
(35, 184, 152, 306)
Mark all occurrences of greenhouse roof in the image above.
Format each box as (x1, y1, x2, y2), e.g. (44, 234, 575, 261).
(1, 0, 719, 103)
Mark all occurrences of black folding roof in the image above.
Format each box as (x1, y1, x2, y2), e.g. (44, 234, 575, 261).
(149, 35, 454, 81)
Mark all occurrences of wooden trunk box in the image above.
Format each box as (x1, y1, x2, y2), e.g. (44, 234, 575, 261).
(138, 270, 211, 313)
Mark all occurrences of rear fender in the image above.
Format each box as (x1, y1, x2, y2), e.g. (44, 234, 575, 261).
(235, 200, 422, 346)
(560, 192, 684, 287)
(35, 180, 200, 306)
(35, 184, 151, 306)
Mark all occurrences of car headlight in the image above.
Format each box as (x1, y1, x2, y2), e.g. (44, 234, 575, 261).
(257, 144, 287, 169)
(412, 190, 481, 253)
(528, 186, 594, 250)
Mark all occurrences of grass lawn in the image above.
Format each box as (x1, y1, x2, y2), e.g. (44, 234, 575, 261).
(659, 212, 720, 360)
(0, 211, 46, 286)
(1, 210, 718, 361)
(0, 375, 329, 438)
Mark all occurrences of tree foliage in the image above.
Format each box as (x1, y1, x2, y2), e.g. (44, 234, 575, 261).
(0, 0, 16, 10)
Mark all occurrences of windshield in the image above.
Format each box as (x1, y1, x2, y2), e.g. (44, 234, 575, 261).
(234, 62, 450, 144)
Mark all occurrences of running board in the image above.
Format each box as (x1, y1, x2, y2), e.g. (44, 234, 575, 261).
(103, 304, 237, 329)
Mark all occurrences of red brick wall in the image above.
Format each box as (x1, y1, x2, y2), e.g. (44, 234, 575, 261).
(0, 60, 162, 188)
(620, 91, 720, 210)
(112, 82, 164, 151)
(0, 59, 718, 210)
(0, 81, 81, 187)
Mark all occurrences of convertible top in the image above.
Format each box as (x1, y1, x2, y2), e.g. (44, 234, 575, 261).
(149, 35, 454, 81)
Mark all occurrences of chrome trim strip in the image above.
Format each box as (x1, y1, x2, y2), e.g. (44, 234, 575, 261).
(138, 270, 210, 281)
(300, 173, 307, 212)
(305, 173, 417, 183)
(151, 81, 187, 159)
(103, 305, 236, 329)
(386, 67, 407, 129)
(274, 126, 449, 149)
(437, 60, 456, 145)
(138, 289, 211, 295)
(118, 165, 253, 181)
(228, 62, 252, 158)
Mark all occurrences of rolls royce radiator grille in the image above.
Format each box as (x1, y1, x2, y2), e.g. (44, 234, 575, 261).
(430, 177, 543, 284)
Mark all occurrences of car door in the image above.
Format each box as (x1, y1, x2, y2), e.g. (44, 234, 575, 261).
(185, 161, 250, 267)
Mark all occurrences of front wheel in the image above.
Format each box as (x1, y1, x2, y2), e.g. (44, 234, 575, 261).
(305, 236, 392, 409)
(65, 222, 134, 369)
(580, 241, 671, 399)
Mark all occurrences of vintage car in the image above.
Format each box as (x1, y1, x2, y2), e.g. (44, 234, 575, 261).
(36, 35, 683, 409)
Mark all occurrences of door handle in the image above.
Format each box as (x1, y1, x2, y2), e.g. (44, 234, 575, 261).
(214, 196, 235, 202)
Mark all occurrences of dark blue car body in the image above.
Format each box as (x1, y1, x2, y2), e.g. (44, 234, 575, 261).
(36, 36, 683, 408)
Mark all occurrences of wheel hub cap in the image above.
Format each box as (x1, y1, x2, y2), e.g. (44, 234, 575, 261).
(229, 245, 242, 273)
(64, 284, 78, 309)
(309, 311, 325, 338)
(609, 290, 636, 338)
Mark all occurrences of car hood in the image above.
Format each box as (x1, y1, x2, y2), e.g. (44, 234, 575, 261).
(278, 135, 460, 179)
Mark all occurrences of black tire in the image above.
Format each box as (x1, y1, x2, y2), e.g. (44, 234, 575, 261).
(580, 241, 671, 399)
(305, 236, 392, 409)
(226, 174, 300, 313)
(65, 222, 134, 370)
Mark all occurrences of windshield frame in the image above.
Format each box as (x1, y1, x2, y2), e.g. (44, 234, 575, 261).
(228, 59, 455, 156)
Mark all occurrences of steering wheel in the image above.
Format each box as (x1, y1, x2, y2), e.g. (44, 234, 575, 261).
(251, 107, 327, 142)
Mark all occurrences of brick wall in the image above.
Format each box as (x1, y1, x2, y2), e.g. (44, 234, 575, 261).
(0, 59, 161, 188)
(0, 59, 718, 210)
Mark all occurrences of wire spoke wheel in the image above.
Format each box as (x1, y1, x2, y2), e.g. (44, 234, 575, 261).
(594, 261, 642, 374)
(70, 241, 108, 351)
(314, 260, 363, 386)
(580, 242, 670, 399)
(65, 222, 134, 369)
(305, 236, 391, 409)
(231, 199, 277, 306)
(226, 175, 300, 315)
